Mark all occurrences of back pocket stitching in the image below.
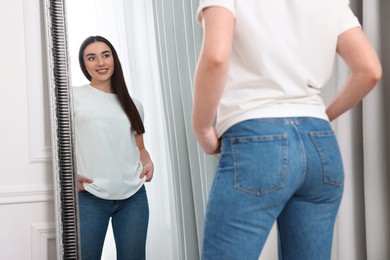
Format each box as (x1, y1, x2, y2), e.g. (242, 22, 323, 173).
(232, 134, 288, 196)
(309, 130, 343, 187)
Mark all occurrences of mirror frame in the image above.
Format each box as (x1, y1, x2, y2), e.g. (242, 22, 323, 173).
(44, 0, 80, 259)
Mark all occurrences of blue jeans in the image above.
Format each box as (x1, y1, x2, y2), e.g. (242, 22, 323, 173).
(202, 118, 344, 260)
(78, 185, 149, 260)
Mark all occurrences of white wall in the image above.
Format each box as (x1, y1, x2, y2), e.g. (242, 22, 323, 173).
(0, 0, 56, 259)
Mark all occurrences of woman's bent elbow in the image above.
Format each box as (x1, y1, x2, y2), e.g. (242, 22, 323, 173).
(367, 65, 382, 90)
(370, 55, 382, 82)
(361, 63, 382, 87)
(372, 65, 382, 83)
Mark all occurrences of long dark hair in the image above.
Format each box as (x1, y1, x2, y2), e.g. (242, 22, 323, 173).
(79, 36, 145, 134)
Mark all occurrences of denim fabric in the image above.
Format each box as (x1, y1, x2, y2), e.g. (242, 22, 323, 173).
(78, 185, 149, 260)
(202, 118, 344, 260)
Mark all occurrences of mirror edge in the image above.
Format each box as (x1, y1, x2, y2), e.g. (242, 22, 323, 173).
(44, 0, 80, 259)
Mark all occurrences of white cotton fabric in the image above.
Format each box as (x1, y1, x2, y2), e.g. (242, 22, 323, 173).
(73, 85, 145, 200)
(197, 0, 361, 137)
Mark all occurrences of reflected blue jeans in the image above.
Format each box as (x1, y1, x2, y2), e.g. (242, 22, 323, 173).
(202, 118, 344, 260)
(78, 185, 149, 260)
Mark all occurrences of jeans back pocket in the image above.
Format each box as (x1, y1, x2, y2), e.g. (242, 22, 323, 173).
(232, 134, 288, 196)
(309, 130, 344, 187)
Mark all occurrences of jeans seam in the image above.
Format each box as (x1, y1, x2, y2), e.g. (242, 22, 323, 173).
(290, 121, 307, 189)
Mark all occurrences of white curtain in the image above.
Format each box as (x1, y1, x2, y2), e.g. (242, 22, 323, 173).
(121, 1, 179, 259)
(66, 1, 178, 259)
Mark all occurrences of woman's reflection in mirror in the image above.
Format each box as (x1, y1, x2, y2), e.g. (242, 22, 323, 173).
(74, 35, 154, 260)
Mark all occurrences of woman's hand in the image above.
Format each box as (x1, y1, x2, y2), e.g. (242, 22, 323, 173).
(135, 134, 154, 182)
(194, 126, 221, 154)
(77, 174, 93, 191)
(139, 162, 154, 182)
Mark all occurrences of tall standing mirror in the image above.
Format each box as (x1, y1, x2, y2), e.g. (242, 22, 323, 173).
(46, 0, 181, 259)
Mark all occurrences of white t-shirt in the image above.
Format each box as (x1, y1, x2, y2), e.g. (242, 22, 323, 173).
(197, 0, 361, 137)
(73, 84, 145, 200)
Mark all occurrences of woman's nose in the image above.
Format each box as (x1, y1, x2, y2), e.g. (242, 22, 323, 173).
(96, 57, 104, 66)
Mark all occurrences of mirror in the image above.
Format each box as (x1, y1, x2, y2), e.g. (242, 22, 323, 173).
(45, 0, 180, 259)
(44, 0, 79, 259)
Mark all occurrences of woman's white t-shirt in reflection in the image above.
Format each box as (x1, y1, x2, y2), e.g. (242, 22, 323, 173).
(73, 84, 144, 200)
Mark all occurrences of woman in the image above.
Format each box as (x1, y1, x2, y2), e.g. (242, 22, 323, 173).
(192, 1, 381, 259)
(74, 35, 154, 260)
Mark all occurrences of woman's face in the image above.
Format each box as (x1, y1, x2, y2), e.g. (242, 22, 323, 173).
(83, 41, 115, 86)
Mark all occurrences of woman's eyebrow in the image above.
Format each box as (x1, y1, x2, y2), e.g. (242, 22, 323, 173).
(85, 50, 110, 57)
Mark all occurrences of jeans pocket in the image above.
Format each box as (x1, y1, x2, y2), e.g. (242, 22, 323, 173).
(309, 130, 344, 187)
(232, 134, 288, 196)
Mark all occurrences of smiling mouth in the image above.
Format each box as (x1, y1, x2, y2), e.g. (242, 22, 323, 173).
(96, 69, 108, 74)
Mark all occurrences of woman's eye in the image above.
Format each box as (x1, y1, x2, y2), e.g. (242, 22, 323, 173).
(87, 56, 95, 61)
(103, 54, 111, 59)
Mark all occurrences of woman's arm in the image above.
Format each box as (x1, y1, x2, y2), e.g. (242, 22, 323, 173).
(326, 27, 382, 121)
(136, 134, 154, 182)
(192, 6, 235, 154)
